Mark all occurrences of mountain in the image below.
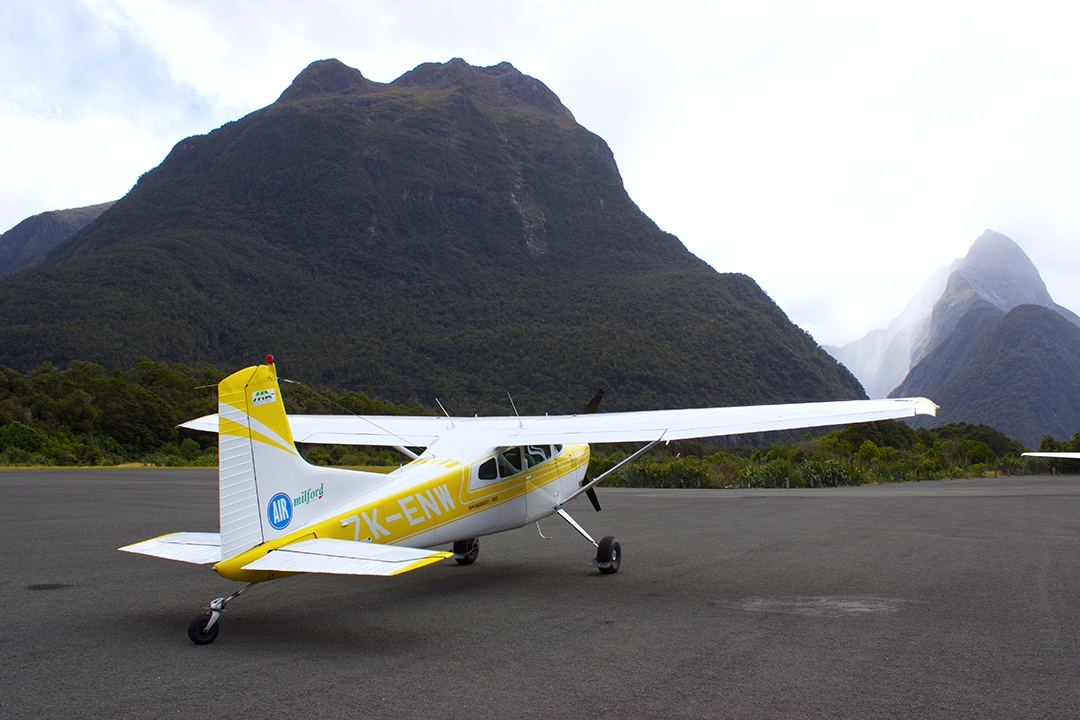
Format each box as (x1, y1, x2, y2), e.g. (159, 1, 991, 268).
(0, 201, 114, 277)
(890, 303, 1080, 446)
(827, 230, 1080, 399)
(0, 58, 863, 414)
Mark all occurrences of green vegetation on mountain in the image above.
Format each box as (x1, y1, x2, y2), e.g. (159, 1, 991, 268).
(0, 58, 862, 415)
(891, 303, 1080, 446)
(0, 201, 114, 277)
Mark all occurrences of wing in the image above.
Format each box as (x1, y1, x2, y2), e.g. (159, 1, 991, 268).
(181, 413, 452, 447)
(241, 538, 452, 576)
(1022, 452, 1080, 459)
(500, 397, 940, 446)
(182, 397, 937, 454)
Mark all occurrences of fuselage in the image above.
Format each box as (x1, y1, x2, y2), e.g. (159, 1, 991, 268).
(214, 442, 591, 581)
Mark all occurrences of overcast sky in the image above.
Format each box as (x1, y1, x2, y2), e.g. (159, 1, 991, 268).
(3, 1, 1079, 346)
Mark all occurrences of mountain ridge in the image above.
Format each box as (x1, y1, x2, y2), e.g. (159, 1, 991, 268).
(891, 303, 1080, 445)
(0, 58, 863, 415)
(0, 201, 114, 277)
(827, 230, 1079, 399)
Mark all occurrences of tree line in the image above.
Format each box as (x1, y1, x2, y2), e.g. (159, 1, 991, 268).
(589, 422, 1080, 488)
(0, 358, 1076, 483)
(0, 358, 425, 468)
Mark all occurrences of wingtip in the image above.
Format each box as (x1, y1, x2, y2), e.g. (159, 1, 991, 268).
(914, 397, 939, 417)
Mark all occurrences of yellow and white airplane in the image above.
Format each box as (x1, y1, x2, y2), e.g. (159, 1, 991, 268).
(121, 357, 938, 644)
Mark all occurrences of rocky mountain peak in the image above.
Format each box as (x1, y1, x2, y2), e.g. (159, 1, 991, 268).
(392, 58, 575, 122)
(955, 230, 1052, 312)
(276, 59, 380, 103)
(826, 229, 1079, 400)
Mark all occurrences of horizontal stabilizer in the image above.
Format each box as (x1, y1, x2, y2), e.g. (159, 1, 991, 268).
(242, 538, 453, 576)
(119, 532, 222, 564)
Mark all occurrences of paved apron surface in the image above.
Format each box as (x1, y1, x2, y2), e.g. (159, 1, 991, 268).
(2, 469, 1078, 718)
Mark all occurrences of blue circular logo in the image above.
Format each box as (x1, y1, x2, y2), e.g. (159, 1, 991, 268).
(267, 492, 293, 530)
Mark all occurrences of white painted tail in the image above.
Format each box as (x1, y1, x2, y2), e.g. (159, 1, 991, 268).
(216, 361, 385, 559)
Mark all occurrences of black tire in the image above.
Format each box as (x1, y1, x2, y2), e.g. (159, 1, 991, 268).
(453, 538, 480, 565)
(187, 612, 220, 645)
(596, 536, 621, 574)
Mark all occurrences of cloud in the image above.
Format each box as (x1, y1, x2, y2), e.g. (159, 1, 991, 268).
(4, 0, 1080, 344)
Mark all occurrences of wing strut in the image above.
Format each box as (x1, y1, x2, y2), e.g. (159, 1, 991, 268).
(556, 508, 597, 547)
(559, 439, 662, 509)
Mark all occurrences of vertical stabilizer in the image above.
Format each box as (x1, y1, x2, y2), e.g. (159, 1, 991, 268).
(216, 360, 378, 560)
(218, 365, 274, 558)
(217, 361, 308, 558)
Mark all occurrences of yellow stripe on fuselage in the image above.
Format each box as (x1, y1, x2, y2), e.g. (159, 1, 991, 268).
(213, 443, 590, 582)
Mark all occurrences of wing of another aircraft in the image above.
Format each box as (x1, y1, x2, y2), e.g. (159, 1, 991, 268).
(182, 397, 937, 455)
(1022, 452, 1080, 459)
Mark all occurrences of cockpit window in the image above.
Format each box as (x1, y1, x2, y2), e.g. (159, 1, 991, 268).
(476, 445, 560, 487)
(497, 447, 522, 478)
(524, 445, 551, 469)
(477, 458, 497, 481)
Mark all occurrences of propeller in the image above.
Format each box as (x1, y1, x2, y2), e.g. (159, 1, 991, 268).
(580, 390, 604, 512)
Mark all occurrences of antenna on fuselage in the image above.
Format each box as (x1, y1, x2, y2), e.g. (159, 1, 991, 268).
(507, 392, 523, 428)
(435, 398, 455, 427)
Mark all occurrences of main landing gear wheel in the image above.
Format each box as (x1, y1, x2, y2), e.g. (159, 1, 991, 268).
(453, 538, 480, 565)
(596, 535, 621, 575)
(187, 612, 220, 645)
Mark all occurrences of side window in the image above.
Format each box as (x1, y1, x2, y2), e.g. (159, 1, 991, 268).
(554, 444, 563, 455)
(498, 447, 523, 478)
(477, 458, 497, 481)
(524, 445, 551, 469)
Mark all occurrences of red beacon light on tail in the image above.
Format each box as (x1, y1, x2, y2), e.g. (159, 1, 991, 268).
(266, 354, 275, 365)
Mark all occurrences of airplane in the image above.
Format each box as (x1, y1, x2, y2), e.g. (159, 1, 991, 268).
(120, 356, 938, 644)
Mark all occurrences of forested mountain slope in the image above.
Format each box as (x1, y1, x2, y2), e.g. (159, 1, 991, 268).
(891, 303, 1080, 445)
(0, 201, 114, 277)
(0, 58, 862, 414)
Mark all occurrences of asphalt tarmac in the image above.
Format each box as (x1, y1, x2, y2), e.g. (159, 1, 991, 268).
(2, 469, 1079, 719)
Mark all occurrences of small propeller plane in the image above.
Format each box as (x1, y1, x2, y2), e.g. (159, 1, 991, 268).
(121, 357, 938, 644)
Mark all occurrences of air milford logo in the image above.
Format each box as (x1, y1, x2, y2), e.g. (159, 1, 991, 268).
(251, 388, 276, 406)
(267, 485, 325, 531)
(295, 483, 325, 507)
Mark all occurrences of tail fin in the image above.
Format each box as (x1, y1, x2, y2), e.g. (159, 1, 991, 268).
(217, 361, 348, 558)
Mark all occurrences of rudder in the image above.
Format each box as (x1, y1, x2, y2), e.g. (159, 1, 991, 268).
(217, 361, 310, 558)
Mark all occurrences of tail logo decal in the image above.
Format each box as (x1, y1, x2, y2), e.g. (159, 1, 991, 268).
(252, 388, 277, 406)
(267, 493, 294, 530)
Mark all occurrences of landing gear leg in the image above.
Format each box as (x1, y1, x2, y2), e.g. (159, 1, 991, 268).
(555, 508, 621, 575)
(187, 582, 257, 645)
(453, 538, 480, 565)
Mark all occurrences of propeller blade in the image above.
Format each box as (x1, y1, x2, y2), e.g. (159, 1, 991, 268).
(580, 390, 605, 511)
(585, 487, 602, 512)
(582, 389, 604, 415)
